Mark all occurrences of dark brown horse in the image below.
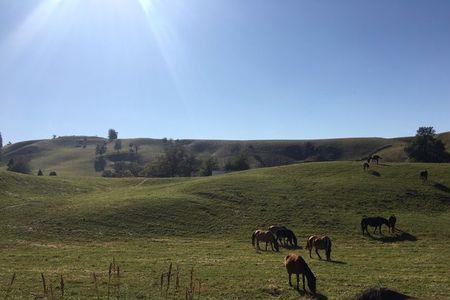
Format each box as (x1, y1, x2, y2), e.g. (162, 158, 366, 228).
(420, 170, 428, 181)
(363, 162, 370, 171)
(361, 216, 390, 235)
(371, 155, 382, 164)
(251, 230, 279, 252)
(305, 235, 332, 261)
(284, 254, 316, 294)
(268, 226, 298, 247)
(388, 215, 397, 233)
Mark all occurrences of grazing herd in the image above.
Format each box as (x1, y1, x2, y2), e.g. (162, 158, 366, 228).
(250, 162, 428, 296)
(252, 216, 400, 295)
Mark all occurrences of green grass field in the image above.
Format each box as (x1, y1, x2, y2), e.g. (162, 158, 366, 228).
(1, 161, 450, 299)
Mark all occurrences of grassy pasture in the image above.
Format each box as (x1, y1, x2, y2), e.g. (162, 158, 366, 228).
(0, 161, 449, 299)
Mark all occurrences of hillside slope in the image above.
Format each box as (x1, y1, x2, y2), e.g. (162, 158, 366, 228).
(6, 132, 450, 176)
(0, 162, 450, 298)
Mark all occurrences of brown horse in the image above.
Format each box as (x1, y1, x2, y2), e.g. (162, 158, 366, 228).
(284, 254, 316, 294)
(251, 230, 279, 252)
(363, 162, 370, 171)
(388, 215, 397, 233)
(305, 235, 332, 261)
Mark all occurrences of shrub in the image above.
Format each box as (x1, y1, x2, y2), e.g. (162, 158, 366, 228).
(225, 152, 250, 171)
(7, 157, 31, 174)
(405, 127, 450, 163)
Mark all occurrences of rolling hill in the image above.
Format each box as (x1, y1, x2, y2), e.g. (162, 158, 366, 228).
(1, 161, 449, 298)
(2, 131, 449, 176)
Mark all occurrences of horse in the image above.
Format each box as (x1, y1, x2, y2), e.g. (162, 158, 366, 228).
(420, 170, 428, 182)
(388, 215, 397, 233)
(276, 228, 298, 248)
(361, 216, 390, 235)
(305, 235, 332, 261)
(363, 162, 370, 171)
(371, 155, 382, 165)
(251, 230, 279, 252)
(268, 225, 287, 236)
(284, 254, 316, 294)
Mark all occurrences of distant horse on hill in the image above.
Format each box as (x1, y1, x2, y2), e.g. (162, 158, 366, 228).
(361, 216, 390, 235)
(252, 230, 279, 252)
(363, 162, 370, 171)
(305, 235, 332, 261)
(284, 254, 316, 294)
(371, 155, 382, 164)
(420, 170, 428, 182)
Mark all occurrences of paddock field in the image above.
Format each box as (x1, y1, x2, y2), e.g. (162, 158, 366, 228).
(1, 161, 449, 299)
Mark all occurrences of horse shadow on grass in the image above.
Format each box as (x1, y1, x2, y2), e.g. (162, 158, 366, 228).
(322, 259, 347, 265)
(282, 244, 302, 250)
(433, 182, 450, 193)
(366, 228, 417, 243)
(295, 289, 328, 300)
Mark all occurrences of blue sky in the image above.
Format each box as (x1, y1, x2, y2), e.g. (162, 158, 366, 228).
(1, 0, 450, 143)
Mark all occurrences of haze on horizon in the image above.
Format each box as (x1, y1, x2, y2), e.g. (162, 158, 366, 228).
(1, 0, 450, 143)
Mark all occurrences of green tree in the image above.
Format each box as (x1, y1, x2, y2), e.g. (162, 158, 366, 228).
(225, 152, 250, 171)
(94, 156, 107, 172)
(201, 156, 219, 176)
(95, 143, 107, 156)
(114, 139, 122, 153)
(108, 129, 118, 141)
(141, 142, 199, 177)
(405, 127, 450, 162)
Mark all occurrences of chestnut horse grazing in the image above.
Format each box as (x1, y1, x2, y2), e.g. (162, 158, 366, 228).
(251, 230, 279, 252)
(284, 254, 316, 294)
(306, 235, 332, 261)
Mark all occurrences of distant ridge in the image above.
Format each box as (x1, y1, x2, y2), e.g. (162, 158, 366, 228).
(1, 132, 449, 176)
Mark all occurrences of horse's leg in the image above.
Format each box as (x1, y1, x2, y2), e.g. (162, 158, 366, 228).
(288, 273, 292, 286)
(265, 242, 268, 251)
(296, 273, 300, 290)
(379, 226, 383, 235)
(309, 248, 312, 258)
(256, 240, 260, 250)
(373, 226, 377, 234)
(315, 248, 322, 260)
(302, 273, 305, 291)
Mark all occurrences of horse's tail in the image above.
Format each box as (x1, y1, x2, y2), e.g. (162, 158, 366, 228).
(326, 237, 332, 260)
(251, 231, 256, 246)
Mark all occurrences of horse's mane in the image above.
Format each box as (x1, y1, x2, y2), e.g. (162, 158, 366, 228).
(303, 261, 316, 282)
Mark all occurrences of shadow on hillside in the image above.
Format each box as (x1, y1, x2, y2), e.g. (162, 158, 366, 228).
(433, 182, 450, 193)
(295, 289, 328, 300)
(367, 228, 417, 243)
